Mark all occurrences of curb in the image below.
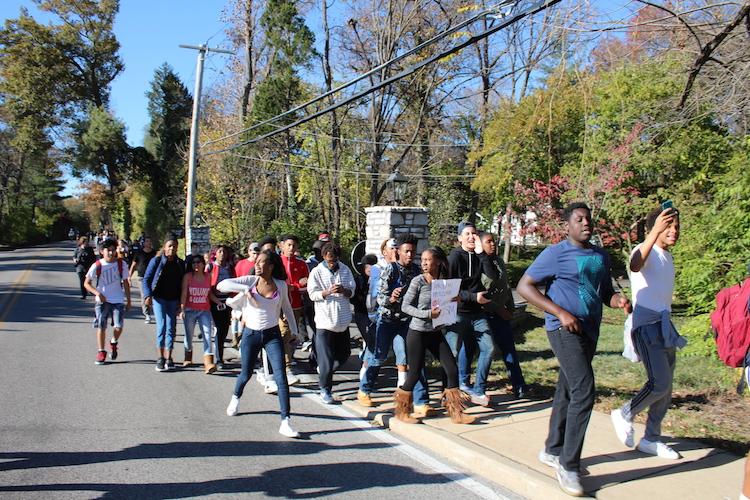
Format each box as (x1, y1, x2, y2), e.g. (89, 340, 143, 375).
(341, 399, 569, 499)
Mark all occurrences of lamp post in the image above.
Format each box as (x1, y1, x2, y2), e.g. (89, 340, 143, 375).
(386, 169, 408, 206)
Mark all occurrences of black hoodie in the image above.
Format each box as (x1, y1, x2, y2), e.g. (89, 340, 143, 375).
(448, 247, 498, 315)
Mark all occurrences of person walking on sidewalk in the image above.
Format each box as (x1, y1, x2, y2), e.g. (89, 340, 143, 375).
(358, 234, 430, 412)
(398, 247, 475, 425)
(279, 234, 309, 385)
(207, 245, 235, 370)
(84, 238, 131, 365)
(218, 250, 301, 438)
(74, 236, 96, 300)
(611, 205, 686, 460)
(472, 231, 529, 399)
(307, 242, 356, 404)
(446, 222, 497, 407)
(143, 236, 186, 372)
(129, 237, 156, 323)
(517, 202, 631, 497)
(179, 254, 217, 373)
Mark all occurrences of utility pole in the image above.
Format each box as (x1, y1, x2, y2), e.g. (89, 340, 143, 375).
(180, 43, 233, 255)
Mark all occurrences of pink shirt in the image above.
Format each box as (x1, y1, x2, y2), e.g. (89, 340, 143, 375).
(185, 273, 211, 311)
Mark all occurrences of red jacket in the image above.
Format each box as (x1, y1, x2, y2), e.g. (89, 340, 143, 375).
(281, 255, 309, 309)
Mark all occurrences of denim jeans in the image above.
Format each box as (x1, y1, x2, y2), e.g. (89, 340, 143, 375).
(486, 315, 526, 391)
(622, 322, 676, 441)
(183, 308, 213, 354)
(137, 277, 153, 317)
(360, 318, 428, 404)
(153, 297, 179, 350)
(545, 327, 597, 472)
(446, 313, 494, 395)
(233, 326, 290, 420)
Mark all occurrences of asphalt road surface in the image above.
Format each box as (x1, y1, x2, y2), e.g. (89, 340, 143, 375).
(0, 242, 521, 499)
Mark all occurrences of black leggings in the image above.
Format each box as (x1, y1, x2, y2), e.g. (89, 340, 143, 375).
(211, 304, 232, 363)
(402, 329, 458, 392)
(77, 270, 87, 299)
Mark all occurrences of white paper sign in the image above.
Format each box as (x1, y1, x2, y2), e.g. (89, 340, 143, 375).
(430, 278, 461, 328)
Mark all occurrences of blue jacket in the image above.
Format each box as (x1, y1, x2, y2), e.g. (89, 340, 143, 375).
(142, 254, 185, 299)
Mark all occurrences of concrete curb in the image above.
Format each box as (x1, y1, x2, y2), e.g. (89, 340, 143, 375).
(341, 399, 569, 499)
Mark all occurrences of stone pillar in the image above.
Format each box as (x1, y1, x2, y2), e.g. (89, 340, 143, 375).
(365, 206, 430, 260)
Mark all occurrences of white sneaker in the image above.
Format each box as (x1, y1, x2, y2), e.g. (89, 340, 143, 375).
(397, 371, 407, 387)
(538, 449, 559, 469)
(226, 395, 240, 416)
(611, 408, 634, 447)
(264, 381, 278, 394)
(278, 417, 300, 438)
(556, 466, 584, 497)
(286, 371, 300, 386)
(637, 439, 681, 459)
(471, 393, 490, 407)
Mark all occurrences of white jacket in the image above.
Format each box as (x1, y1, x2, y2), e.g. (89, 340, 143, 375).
(307, 261, 356, 332)
(218, 276, 298, 336)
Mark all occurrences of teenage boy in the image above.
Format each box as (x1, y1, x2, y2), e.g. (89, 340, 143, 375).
(84, 238, 132, 365)
(279, 234, 309, 384)
(307, 242, 356, 404)
(611, 205, 685, 460)
(358, 234, 429, 412)
(446, 222, 497, 406)
(235, 241, 260, 277)
(517, 202, 631, 497)
(128, 237, 156, 323)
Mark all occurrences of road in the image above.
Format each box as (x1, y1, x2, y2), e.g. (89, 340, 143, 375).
(0, 242, 520, 499)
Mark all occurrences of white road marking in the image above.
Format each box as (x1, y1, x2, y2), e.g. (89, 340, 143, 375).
(292, 386, 518, 500)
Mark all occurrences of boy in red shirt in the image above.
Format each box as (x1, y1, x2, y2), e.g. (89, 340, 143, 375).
(279, 234, 309, 383)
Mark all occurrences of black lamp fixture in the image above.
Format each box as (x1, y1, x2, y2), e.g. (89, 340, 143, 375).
(386, 168, 408, 206)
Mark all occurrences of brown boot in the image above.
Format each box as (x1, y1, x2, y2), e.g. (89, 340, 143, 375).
(203, 354, 217, 374)
(183, 350, 193, 367)
(442, 387, 476, 424)
(394, 388, 419, 424)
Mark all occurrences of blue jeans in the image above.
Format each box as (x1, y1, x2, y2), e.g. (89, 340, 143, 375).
(447, 313, 494, 395)
(360, 318, 428, 404)
(183, 309, 213, 354)
(484, 315, 526, 391)
(153, 297, 179, 350)
(234, 326, 290, 420)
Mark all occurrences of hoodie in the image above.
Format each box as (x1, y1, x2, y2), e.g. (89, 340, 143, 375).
(447, 247, 498, 315)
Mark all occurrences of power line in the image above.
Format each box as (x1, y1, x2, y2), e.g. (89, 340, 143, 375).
(202, 0, 562, 157)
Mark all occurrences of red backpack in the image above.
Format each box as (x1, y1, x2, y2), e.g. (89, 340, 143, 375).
(710, 277, 750, 368)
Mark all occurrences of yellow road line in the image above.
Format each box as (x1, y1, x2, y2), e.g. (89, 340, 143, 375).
(0, 262, 35, 327)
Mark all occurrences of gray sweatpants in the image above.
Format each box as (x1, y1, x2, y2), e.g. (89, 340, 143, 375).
(621, 321, 676, 441)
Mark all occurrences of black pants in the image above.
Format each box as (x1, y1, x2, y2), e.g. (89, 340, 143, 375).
(402, 329, 457, 392)
(211, 304, 232, 363)
(545, 327, 597, 472)
(77, 270, 87, 299)
(315, 329, 351, 392)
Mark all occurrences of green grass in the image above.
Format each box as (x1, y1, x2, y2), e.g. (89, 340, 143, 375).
(490, 306, 750, 455)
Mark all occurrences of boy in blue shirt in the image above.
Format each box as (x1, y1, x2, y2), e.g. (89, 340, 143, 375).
(518, 202, 631, 497)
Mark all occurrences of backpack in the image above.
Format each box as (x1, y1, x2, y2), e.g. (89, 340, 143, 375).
(95, 258, 125, 288)
(710, 277, 750, 368)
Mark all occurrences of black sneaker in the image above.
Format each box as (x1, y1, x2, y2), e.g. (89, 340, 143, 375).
(109, 340, 118, 360)
(165, 358, 175, 371)
(155, 357, 167, 372)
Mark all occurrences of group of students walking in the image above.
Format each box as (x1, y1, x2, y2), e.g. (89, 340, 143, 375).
(78, 200, 689, 497)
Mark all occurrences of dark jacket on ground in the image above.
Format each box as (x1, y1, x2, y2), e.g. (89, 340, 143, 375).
(448, 247, 498, 315)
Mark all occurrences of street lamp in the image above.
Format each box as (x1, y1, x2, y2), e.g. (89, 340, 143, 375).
(387, 169, 408, 206)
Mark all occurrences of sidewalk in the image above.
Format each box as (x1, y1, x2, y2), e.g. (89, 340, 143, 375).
(339, 385, 744, 499)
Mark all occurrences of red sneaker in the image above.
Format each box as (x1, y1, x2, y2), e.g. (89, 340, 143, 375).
(109, 340, 118, 360)
(95, 350, 106, 365)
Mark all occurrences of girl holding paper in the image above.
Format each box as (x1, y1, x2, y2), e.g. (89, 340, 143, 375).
(398, 247, 475, 425)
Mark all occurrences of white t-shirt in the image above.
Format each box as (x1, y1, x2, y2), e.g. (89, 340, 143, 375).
(86, 259, 129, 304)
(630, 243, 674, 315)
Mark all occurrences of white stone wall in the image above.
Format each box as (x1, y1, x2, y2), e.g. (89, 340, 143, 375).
(365, 206, 430, 260)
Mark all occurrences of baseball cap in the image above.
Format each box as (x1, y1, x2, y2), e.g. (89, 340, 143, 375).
(386, 238, 397, 249)
(457, 221, 476, 236)
(249, 242, 260, 252)
(318, 233, 331, 242)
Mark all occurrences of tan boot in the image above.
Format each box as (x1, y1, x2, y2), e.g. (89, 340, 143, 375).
(183, 350, 193, 367)
(203, 354, 217, 374)
(442, 387, 476, 424)
(393, 388, 419, 424)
